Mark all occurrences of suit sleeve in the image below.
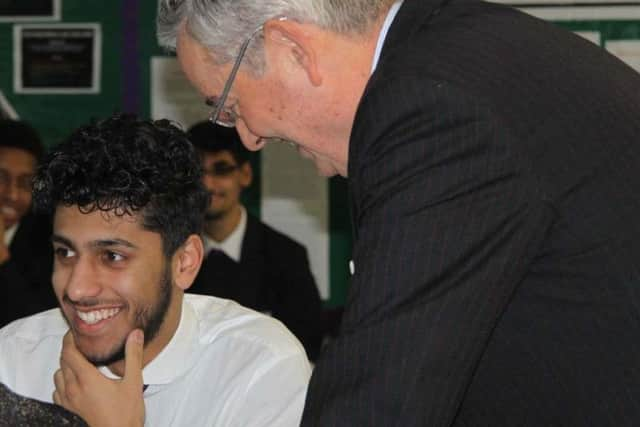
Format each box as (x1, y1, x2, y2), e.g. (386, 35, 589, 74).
(270, 241, 324, 361)
(302, 75, 553, 426)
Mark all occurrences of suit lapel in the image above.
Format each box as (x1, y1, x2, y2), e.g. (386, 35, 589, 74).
(348, 0, 452, 225)
(240, 214, 262, 264)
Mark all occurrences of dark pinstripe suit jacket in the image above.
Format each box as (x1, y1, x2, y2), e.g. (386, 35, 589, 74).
(302, 0, 640, 425)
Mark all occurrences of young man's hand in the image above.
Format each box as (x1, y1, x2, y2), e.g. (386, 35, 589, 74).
(53, 329, 146, 427)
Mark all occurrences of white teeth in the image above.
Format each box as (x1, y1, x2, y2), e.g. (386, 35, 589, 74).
(77, 308, 120, 325)
(1, 206, 16, 216)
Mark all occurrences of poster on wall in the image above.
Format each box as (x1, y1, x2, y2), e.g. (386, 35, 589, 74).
(0, 90, 18, 119)
(0, 0, 60, 22)
(13, 23, 101, 94)
(502, 0, 640, 21)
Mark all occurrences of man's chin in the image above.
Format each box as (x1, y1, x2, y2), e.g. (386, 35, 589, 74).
(75, 337, 126, 367)
(204, 210, 224, 221)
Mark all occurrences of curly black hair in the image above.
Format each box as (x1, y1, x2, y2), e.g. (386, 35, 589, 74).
(32, 113, 210, 257)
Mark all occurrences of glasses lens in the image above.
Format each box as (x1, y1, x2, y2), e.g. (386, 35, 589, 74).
(207, 97, 236, 128)
(215, 109, 236, 128)
(204, 162, 238, 177)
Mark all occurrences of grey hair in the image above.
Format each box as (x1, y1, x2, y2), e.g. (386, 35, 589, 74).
(157, 0, 395, 72)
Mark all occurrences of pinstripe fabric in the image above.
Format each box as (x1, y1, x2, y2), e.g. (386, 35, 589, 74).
(301, 0, 640, 426)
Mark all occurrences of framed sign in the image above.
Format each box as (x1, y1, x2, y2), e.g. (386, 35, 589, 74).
(0, 0, 60, 22)
(503, 0, 640, 20)
(0, 90, 18, 119)
(13, 24, 101, 94)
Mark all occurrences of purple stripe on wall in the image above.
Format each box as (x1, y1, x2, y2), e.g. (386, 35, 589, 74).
(122, 0, 140, 113)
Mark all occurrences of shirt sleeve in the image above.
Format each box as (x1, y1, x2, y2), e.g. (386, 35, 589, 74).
(234, 351, 311, 427)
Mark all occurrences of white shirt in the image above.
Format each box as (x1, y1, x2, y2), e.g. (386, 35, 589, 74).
(371, 0, 404, 73)
(0, 294, 311, 427)
(202, 207, 247, 262)
(3, 223, 17, 247)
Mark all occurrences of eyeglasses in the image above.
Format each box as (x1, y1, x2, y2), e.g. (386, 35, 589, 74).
(202, 161, 240, 177)
(207, 24, 265, 128)
(0, 170, 33, 193)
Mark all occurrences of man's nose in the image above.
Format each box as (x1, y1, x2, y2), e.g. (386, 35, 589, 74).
(235, 121, 265, 151)
(6, 181, 21, 201)
(64, 259, 102, 302)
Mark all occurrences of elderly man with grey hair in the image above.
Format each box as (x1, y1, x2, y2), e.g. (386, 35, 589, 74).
(158, 0, 640, 426)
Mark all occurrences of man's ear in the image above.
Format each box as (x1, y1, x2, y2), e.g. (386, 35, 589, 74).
(173, 234, 204, 291)
(239, 161, 253, 189)
(263, 18, 323, 86)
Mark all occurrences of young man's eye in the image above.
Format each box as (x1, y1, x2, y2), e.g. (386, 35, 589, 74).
(54, 246, 76, 259)
(104, 251, 125, 263)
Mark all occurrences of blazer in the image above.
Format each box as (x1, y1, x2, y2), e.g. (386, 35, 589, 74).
(0, 211, 56, 328)
(190, 213, 324, 360)
(302, 1, 640, 426)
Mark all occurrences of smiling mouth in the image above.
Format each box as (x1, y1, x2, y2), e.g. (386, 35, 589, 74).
(1, 205, 17, 218)
(76, 308, 121, 325)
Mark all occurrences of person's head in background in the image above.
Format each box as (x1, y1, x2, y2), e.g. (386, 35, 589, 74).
(188, 121, 252, 241)
(0, 119, 44, 229)
(157, 0, 392, 177)
(32, 113, 209, 376)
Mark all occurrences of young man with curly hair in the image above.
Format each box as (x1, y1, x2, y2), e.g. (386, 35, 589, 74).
(0, 114, 311, 427)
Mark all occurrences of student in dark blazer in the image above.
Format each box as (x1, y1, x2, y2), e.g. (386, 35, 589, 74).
(187, 122, 324, 361)
(162, 1, 640, 425)
(0, 120, 56, 328)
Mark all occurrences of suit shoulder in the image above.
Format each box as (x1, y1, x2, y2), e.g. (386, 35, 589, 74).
(252, 217, 307, 254)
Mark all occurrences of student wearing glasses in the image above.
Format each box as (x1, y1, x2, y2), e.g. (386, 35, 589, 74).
(0, 119, 56, 327)
(187, 121, 323, 361)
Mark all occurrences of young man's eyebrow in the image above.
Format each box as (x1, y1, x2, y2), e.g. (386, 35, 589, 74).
(50, 235, 137, 250)
(51, 234, 74, 250)
(90, 239, 137, 250)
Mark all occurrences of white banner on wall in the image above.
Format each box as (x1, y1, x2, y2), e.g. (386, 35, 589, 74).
(151, 56, 205, 129)
(606, 40, 640, 72)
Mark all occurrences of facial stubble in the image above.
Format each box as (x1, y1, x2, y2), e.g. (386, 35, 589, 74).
(75, 263, 173, 367)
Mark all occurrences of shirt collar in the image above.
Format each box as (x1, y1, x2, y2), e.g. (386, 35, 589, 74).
(99, 297, 199, 388)
(4, 223, 18, 246)
(203, 206, 247, 262)
(371, 0, 404, 74)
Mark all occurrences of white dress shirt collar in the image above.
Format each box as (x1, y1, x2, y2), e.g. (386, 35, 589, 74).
(203, 206, 247, 262)
(4, 223, 18, 247)
(99, 297, 198, 388)
(371, 0, 404, 74)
